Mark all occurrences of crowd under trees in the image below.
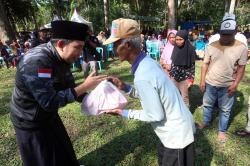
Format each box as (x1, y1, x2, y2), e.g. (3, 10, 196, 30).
(0, 0, 249, 42)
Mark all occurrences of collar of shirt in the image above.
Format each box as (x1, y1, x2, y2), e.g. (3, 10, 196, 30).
(47, 42, 64, 62)
(131, 51, 146, 75)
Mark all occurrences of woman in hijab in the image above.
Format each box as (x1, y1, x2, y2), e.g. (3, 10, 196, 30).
(160, 30, 177, 75)
(170, 30, 196, 107)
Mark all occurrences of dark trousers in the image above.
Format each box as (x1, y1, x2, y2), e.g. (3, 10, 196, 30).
(13, 116, 79, 166)
(157, 142, 194, 166)
(3, 57, 9, 68)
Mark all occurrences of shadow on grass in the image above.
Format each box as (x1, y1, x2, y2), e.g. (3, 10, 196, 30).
(189, 84, 203, 113)
(194, 130, 213, 166)
(78, 124, 158, 166)
(228, 90, 245, 128)
(194, 128, 248, 166)
(119, 74, 134, 84)
(0, 135, 21, 166)
(0, 91, 12, 116)
(103, 58, 118, 70)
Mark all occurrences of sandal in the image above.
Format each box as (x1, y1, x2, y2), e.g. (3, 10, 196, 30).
(235, 130, 250, 137)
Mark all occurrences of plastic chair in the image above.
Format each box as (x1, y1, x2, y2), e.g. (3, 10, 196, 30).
(96, 47, 104, 71)
(71, 52, 83, 71)
(71, 63, 77, 71)
(106, 44, 114, 60)
(147, 42, 160, 61)
(146, 40, 152, 55)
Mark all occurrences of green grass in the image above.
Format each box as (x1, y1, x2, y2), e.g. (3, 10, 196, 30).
(0, 60, 249, 166)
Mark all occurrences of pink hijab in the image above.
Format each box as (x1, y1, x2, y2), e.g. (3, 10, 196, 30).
(161, 29, 177, 65)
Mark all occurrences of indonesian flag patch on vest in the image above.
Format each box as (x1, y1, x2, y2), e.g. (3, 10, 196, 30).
(38, 68, 52, 78)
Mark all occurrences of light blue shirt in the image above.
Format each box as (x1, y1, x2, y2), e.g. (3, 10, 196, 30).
(123, 56, 195, 149)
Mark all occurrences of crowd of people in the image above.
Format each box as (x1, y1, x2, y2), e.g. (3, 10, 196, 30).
(0, 26, 49, 68)
(0, 11, 249, 166)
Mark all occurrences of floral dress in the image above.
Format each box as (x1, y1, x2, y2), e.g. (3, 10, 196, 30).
(169, 63, 195, 82)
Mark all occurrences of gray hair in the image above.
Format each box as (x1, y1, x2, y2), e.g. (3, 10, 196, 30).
(50, 39, 72, 46)
(121, 36, 142, 50)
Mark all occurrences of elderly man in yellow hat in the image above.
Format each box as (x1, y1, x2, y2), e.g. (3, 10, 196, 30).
(106, 18, 195, 166)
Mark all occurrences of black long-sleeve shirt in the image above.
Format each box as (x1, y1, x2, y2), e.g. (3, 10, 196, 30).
(10, 42, 83, 129)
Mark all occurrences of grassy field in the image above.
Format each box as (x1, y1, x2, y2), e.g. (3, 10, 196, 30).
(0, 59, 249, 166)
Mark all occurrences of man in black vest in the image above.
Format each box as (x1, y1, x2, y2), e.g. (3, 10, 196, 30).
(10, 20, 106, 166)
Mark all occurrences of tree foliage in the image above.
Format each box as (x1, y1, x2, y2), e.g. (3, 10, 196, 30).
(2, 0, 37, 31)
(177, 0, 225, 29)
(235, 0, 250, 25)
(1, 0, 250, 40)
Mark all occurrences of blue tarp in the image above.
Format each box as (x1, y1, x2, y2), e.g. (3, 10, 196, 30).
(180, 20, 212, 30)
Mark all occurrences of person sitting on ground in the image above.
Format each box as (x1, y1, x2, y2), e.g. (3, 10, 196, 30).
(9, 44, 19, 67)
(0, 41, 10, 68)
(24, 41, 31, 53)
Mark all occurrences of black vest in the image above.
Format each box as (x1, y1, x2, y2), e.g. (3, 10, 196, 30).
(10, 43, 76, 129)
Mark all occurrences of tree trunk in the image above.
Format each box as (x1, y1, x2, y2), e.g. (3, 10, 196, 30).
(229, 0, 236, 14)
(135, 0, 140, 28)
(167, 0, 176, 29)
(32, 12, 38, 30)
(224, 0, 230, 13)
(135, 0, 140, 11)
(8, 15, 18, 38)
(0, 0, 15, 42)
(53, 0, 63, 20)
(177, 0, 183, 9)
(103, 0, 109, 31)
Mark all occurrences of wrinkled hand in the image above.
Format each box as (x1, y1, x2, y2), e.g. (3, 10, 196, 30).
(161, 64, 167, 69)
(200, 81, 206, 93)
(105, 109, 122, 116)
(84, 71, 107, 90)
(228, 84, 237, 96)
(166, 64, 171, 71)
(107, 76, 125, 90)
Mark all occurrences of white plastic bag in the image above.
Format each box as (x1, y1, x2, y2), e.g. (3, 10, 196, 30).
(81, 80, 128, 116)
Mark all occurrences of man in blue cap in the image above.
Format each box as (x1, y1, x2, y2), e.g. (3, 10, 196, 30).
(199, 13, 248, 142)
(10, 20, 106, 166)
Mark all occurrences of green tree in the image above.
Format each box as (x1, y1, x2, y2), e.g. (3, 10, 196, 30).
(229, 0, 236, 13)
(178, 0, 225, 29)
(103, 0, 109, 31)
(167, 0, 176, 29)
(235, 0, 250, 25)
(0, 0, 38, 41)
(0, 0, 15, 41)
